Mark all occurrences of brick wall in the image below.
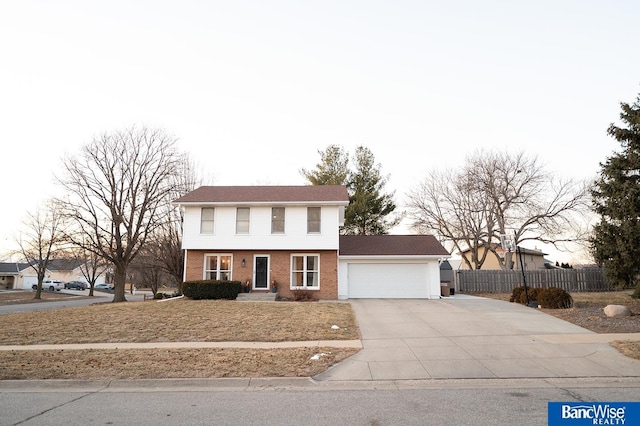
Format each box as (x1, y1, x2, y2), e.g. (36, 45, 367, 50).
(183, 249, 339, 299)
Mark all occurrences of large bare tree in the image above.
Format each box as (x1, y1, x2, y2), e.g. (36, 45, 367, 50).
(57, 127, 183, 302)
(15, 201, 65, 299)
(134, 154, 205, 292)
(408, 169, 495, 269)
(407, 150, 590, 269)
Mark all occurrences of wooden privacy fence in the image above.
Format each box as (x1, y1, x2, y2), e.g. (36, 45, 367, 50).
(455, 268, 611, 293)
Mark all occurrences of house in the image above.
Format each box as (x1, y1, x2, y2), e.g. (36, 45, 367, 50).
(174, 185, 450, 299)
(0, 263, 40, 290)
(0, 259, 107, 290)
(458, 245, 548, 270)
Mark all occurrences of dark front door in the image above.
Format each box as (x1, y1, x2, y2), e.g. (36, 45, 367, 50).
(254, 256, 269, 289)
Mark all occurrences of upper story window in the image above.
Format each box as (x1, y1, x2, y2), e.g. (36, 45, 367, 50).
(236, 207, 250, 234)
(271, 207, 285, 234)
(200, 207, 214, 233)
(307, 207, 321, 233)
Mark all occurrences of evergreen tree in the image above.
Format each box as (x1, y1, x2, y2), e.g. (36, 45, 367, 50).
(343, 146, 399, 235)
(300, 145, 349, 185)
(591, 93, 640, 298)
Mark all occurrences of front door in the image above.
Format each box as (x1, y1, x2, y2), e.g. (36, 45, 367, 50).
(254, 256, 269, 290)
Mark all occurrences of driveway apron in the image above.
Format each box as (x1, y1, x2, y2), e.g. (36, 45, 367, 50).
(315, 296, 640, 381)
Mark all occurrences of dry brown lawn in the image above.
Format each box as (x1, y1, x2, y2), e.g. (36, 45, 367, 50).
(0, 291, 87, 305)
(0, 298, 359, 345)
(3, 290, 639, 380)
(0, 296, 360, 380)
(0, 347, 359, 380)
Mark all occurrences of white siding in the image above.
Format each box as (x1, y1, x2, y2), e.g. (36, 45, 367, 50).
(181, 205, 342, 250)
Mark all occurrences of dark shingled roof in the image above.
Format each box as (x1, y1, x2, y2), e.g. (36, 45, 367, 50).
(174, 185, 349, 204)
(339, 235, 450, 256)
(0, 263, 30, 274)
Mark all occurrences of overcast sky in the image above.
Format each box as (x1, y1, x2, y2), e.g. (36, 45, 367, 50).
(1, 1, 639, 263)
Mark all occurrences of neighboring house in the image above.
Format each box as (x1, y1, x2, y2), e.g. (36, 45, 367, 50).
(0, 263, 25, 289)
(0, 259, 106, 290)
(458, 245, 548, 270)
(174, 185, 450, 299)
(0, 263, 43, 290)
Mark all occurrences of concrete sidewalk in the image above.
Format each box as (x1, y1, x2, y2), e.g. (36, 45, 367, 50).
(0, 340, 362, 351)
(314, 297, 640, 381)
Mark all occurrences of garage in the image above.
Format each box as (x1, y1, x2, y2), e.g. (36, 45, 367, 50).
(337, 235, 450, 300)
(347, 263, 429, 298)
(21, 275, 38, 290)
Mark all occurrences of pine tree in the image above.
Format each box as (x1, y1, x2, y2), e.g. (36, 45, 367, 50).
(591, 93, 640, 298)
(343, 146, 399, 235)
(299, 145, 349, 186)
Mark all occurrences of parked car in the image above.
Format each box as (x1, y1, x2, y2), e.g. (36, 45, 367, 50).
(94, 283, 114, 291)
(65, 281, 88, 290)
(32, 280, 64, 292)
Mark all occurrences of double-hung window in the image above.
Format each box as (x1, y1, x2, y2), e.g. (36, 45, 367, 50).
(204, 254, 232, 280)
(271, 207, 285, 234)
(236, 207, 250, 234)
(291, 255, 319, 289)
(307, 207, 321, 233)
(200, 207, 215, 233)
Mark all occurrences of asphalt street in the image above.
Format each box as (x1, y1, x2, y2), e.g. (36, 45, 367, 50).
(2, 377, 640, 426)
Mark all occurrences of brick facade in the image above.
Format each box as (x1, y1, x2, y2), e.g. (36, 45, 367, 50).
(184, 249, 339, 300)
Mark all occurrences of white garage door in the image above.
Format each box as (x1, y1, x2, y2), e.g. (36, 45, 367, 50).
(21, 275, 38, 290)
(348, 263, 429, 298)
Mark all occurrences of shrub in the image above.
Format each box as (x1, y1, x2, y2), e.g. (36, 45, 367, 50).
(182, 280, 242, 300)
(537, 287, 573, 309)
(153, 293, 164, 300)
(290, 288, 316, 302)
(510, 286, 543, 304)
(510, 286, 573, 309)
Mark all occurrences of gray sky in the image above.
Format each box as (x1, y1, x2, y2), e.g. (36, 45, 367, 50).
(1, 0, 639, 263)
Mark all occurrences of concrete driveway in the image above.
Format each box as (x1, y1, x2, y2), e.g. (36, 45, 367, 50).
(315, 296, 640, 381)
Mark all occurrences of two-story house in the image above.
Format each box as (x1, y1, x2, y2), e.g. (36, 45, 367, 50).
(174, 185, 449, 299)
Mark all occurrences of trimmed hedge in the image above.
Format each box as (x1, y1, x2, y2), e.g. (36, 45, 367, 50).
(182, 280, 242, 300)
(510, 286, 573, 309)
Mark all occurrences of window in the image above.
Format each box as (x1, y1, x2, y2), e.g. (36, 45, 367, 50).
(271, 207, 285, 234)
(200, 207, 214, 234)
(307, 207, 321, 233)
(204, 254, 232, 280)
(236, 207, 250, 234)
(291, 255, 319, 289)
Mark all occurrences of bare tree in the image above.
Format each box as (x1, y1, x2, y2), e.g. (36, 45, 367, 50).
(137, 153, 206, 292)
(15, 201, 65, 299)
(407, 169, 495, 269)
(71, 246, 109, 296)
(56, 127, 183, 302)
(408, 150, 590, 269)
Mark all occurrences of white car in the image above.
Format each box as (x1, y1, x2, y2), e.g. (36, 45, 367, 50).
(94, 283, 114, 291)
(32, 280, 64, 292)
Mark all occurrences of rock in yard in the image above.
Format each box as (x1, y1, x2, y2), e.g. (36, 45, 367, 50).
(603, 305, 632, 317)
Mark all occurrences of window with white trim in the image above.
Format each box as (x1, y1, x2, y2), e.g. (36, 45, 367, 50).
(307, 207, 321, 233)
(271, 207, 285, 234)
(200, 207, 214, 234)
(236, 207, 250, 234)
(204, 254, 232, 280)
(291, 254, 319, 289)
